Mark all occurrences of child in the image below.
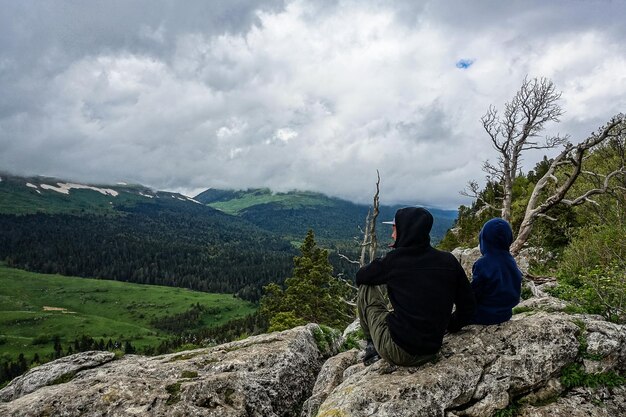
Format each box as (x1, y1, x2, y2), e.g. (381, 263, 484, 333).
(471, 218, 522, 325)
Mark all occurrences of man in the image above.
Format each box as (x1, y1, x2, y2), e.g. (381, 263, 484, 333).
(356, 207, 476, 366)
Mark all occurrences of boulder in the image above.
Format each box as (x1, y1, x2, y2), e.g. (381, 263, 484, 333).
(451, 246, 551, 277)
(451, 246, 481, 278)
(301, 349, 360, 417)
(0, 324, 337, 417)
(516, 294, 569, 313)
(314, 312, 626, 417)
(0, 351, 116, 402)
(2, 308, 624, 417)
(517, 386, 626, 417)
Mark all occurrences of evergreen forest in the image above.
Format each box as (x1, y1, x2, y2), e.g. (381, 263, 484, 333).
(0, 199, 295, 302)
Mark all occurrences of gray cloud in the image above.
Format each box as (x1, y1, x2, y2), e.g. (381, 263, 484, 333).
(1, 0, 625, 208)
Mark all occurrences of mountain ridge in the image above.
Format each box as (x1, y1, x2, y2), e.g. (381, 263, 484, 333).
(194, 187, 457, 246)
(0, 172, 458, 303)
(0, 172, 296, 301)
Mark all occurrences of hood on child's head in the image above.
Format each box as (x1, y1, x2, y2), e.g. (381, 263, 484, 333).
(393, 207, 433, 249)
(479, 218, 514, 255)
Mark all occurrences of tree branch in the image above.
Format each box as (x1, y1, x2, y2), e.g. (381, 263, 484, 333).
(561, 167, 626, 207)
(337, 253, 361, 266)
(510, 114, 626, 254)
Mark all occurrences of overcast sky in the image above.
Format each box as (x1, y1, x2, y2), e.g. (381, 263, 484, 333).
(1, 0, 625, 208)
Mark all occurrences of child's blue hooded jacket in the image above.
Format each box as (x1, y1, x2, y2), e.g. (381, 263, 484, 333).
(472, 218, 522, 324)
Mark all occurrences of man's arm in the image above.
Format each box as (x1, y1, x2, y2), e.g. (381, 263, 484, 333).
(355, 257, 389, 286)
(448, 264, 476, 333)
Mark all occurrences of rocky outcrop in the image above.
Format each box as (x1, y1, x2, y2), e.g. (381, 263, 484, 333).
(517, 386, 626, 417)
(451, 246, 552, 277)
(0, 324, 338, 417)
(451, 246, 481, 277)
(1, 298, 624, 417)
(0, 351, 116, 403)
(314, 310, 626, 417)
(301, 349, 360, 417)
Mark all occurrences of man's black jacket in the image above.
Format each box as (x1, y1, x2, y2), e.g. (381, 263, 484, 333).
(356, 207, 476, 355)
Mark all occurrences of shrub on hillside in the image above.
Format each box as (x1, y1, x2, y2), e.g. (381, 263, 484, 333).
(558, 224, 626, 286)
(553, 224, 626, 323)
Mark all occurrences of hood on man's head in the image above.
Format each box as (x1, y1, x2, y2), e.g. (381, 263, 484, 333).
(479, 218, 514, 255)
(392, 207, 433, 249)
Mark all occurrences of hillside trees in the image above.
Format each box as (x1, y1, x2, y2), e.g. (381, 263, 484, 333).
(0, 207, 295, 301)
(511, 116, 625, 254)
(546, 136, 626, 323)
(463, 76, 626, 255)
(260, 229, 355, 331)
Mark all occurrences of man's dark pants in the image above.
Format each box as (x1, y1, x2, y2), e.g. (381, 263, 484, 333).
(357, 284, 436, 367)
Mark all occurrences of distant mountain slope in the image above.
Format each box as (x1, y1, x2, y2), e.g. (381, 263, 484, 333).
(0, 174, 294, 301)
(196, 188, 338, 213)
(0, 173, 458, 303)
(195, 188, 457, 246)
(0, 173, 200, 215)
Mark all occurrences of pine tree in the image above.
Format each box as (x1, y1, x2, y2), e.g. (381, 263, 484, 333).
(260, 229, 355, 332)
(124, 341, 136, 354)
(53, 336, 63, 359)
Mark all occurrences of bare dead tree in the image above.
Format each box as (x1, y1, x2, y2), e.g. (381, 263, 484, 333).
(338, 170, 381, 268)
(335, 172, 382, 310)
(464, 77, 566, 221)
(361, 171, 380, 266)
(510, 115, 626, 254)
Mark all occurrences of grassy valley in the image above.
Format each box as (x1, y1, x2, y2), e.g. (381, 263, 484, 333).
(0, 265, 255, 367)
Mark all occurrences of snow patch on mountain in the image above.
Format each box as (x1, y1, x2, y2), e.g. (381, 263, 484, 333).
(26, 183, 38, 189)
(39, 183, 119, 197)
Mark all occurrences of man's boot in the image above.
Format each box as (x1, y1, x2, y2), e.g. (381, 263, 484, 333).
(363, 339, 380, 366)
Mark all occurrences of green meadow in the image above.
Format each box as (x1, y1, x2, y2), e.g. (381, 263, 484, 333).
(207, 189, 335, 214)
(0, 265, 256, 362)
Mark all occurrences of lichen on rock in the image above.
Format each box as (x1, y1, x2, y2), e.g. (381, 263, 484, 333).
(313, 311, 626, 417)
(1, 301, 624, 417)
(0, 323, 339, 417)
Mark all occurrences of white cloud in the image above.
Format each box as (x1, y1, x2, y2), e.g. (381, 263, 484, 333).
(139, 24, 166, 44)
(1, 0, 625, 208)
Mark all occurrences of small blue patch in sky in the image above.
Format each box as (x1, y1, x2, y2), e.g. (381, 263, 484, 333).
(456, 59, 474, 69)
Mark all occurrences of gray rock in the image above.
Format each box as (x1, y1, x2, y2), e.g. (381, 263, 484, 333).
(301, 349, 360, 417)
(518, 378, 564, 405)
(0, 324, 336, 417)
(315, 313, 626, 417)
(0, 351, 115, 402)
(2, 311, 624, 417)
(516, 295, 569, 313)
(342, 319, 361, 338)
(343, 362, 366, 380)
(451, 246, 481, 278)
(578, 315, 626, 373)
(517, 386, 626, 417)
(451, 246, 550, 277)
